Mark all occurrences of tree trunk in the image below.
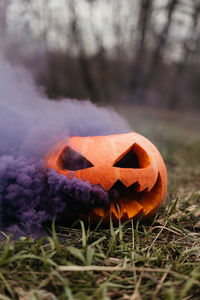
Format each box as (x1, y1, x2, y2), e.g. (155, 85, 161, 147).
(168, 2, 200, 109)
(145, 0, 179, 94)
(130, 0, 153, 99)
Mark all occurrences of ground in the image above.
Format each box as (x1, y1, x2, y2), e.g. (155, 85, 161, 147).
(0, 106, 199, 300)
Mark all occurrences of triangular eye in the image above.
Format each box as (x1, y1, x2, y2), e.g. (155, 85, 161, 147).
(114, 148, 140, 168)
(58, 147, 93, 171)
(113, 143, 150, 169)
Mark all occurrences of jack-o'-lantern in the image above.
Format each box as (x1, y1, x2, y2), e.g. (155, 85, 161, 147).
(45, 132, 167, 224)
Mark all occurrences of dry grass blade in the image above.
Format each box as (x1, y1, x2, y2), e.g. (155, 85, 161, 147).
(151, 265, 172, 300)
(58, 265, 124, 272)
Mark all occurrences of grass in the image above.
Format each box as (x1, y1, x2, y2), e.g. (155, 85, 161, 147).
(0, 107, 200, 299)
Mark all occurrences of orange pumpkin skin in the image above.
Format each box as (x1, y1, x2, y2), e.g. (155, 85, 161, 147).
(45, 132, 167, 224)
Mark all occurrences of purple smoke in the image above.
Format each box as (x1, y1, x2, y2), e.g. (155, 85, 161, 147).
(0, 156, 110, 238)
(0, 58, 130, 237)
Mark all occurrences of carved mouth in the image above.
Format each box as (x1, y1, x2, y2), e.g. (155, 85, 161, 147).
(93, 174, 162, 221)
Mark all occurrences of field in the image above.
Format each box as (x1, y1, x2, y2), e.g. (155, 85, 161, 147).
(0, 107, 199, 300)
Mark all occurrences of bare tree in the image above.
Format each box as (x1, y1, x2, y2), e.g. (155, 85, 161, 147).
(2, 0, 200, 110)
(145, 0, 179, 92)
(67, 0, 100, 102)
(130, 0, 153, 98)
(168, 0, 200, 109)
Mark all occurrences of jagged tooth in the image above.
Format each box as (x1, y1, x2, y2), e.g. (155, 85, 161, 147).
(135, 183, 148, 192)
(110, 202, 124, 219)
(122, 181, 132, 188)
(122, 201, 144, 219)
(122, 181, 139, 189)
(93, 207, 105, 217)
(123, 181, 147, 192)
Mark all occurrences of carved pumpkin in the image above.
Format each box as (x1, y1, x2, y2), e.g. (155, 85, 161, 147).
(45, 132, 167, 223)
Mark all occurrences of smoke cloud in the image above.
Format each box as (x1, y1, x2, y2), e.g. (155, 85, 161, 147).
(0, 58, 130, 237)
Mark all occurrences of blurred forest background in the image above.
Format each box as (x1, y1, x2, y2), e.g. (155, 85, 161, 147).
(0, 0, 200, 112)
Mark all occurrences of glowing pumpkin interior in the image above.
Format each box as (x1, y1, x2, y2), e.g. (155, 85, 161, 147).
(45, 132, 167, 223)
